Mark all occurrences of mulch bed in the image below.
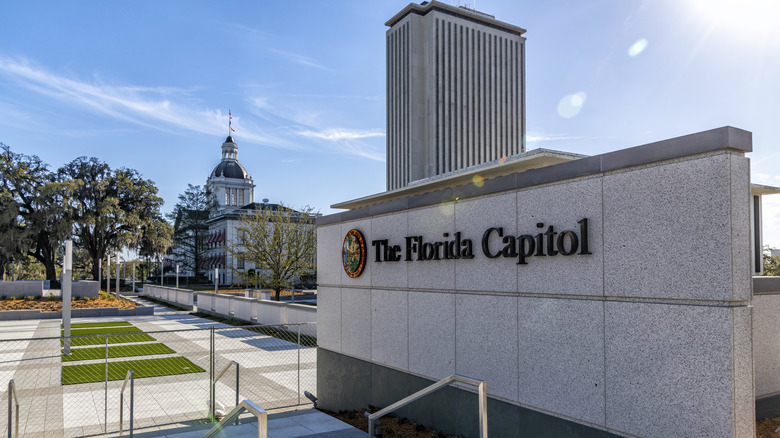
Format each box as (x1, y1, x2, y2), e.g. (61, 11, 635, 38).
(334, 409, 779, 437)
(325, 409, 462, 438)
(758, 417, 780, 438)
(0, 296, 136, 311)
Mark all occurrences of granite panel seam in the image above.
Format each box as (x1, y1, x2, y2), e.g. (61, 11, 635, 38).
(323, 285, 750, 306)
(731, 309, 738, 437)
(600, 173, 608, 427)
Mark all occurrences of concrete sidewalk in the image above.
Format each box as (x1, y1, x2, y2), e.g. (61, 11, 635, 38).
(0, 300, 322, 437)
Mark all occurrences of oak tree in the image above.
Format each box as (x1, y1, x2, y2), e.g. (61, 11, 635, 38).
(227, 204, 317, 300)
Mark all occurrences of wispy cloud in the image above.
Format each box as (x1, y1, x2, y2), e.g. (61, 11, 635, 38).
(298, 128, 385, 141)
(526, 133, 614, 143)
(0, 56, 281, 146)
(0, 55, 385, 161)
(243, 96, 385, 161)
(269, 49, 335, 73)
(527, 134, 587, 142)
(331, 140, 385, 162)
(298, 128, 385, 161)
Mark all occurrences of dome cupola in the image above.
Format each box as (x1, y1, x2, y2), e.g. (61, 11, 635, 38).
(211, 135, 250, 179)
(205, 113, 256, 213)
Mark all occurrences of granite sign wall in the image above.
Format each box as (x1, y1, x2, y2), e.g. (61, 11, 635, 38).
(317, 127, 754, 438)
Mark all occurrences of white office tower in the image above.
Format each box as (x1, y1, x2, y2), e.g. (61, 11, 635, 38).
(385, 1, 527, 190)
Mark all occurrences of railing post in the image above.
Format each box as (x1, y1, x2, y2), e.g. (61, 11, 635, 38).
(297, 324, 301, 406)
(478, 380, 487, 438)
(120, 369, 134, 436)
(210, 326, 215, 421)
(366, 412, 381, 438)
(235, 363, 240, 426)
(8, 380, 18, 438)
(130, 370, 134, 438)
(104, 335, 109, 434)
(7, 380, 12, 438)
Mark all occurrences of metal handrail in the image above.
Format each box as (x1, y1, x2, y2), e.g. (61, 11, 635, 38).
(7, 380, 19, 438)
(366, 374, 487, 438)
(202, 399, 267, 438)
(212, 360, 239, 424)
(119, 369, 134, 436)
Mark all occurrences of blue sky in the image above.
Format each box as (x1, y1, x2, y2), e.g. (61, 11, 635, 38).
(1, 0, 779, 247)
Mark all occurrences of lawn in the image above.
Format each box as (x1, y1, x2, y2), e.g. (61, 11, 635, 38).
(63, 332, 156, 347)
(61, 343, 175, 362)
(62, 326, 142, 336)
(62, 356, 205, 385)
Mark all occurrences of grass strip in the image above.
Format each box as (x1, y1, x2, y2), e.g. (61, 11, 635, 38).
(62, 333, 156, 347)
(64, 322, 132, 329)
(61, 326, 142, 336)
(61, 343, 175, 362)
(62, 356, 205, 385)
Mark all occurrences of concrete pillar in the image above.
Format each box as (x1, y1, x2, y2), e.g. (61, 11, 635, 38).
(106, 254, 111, 294)
(115, 253, 120, 295)
(62, 240, 72, 355)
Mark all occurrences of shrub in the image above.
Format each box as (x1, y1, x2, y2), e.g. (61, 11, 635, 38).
(1, 295, 6, 300)
(26, 295, 35, 301)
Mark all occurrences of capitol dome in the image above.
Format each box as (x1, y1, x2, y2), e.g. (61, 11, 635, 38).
(206, 133, 255, 212)
(210, 136, 250, 180)
(211, 160, 250, 179)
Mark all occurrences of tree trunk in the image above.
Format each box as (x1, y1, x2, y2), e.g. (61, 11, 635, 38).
(91, 257, 100, 281)
(43, 259, 57, 284)
(28, 232, 58, 283)
(274, 289, 281, 301)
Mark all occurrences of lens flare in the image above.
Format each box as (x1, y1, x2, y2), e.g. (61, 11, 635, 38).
(472, 174, 485, 187)
(628, 38, 648, 57)
(438, 202, 454, 216)
(557, 92, 587, 119)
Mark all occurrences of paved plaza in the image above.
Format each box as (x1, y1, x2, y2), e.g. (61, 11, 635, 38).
(0, 300, 328, 437)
